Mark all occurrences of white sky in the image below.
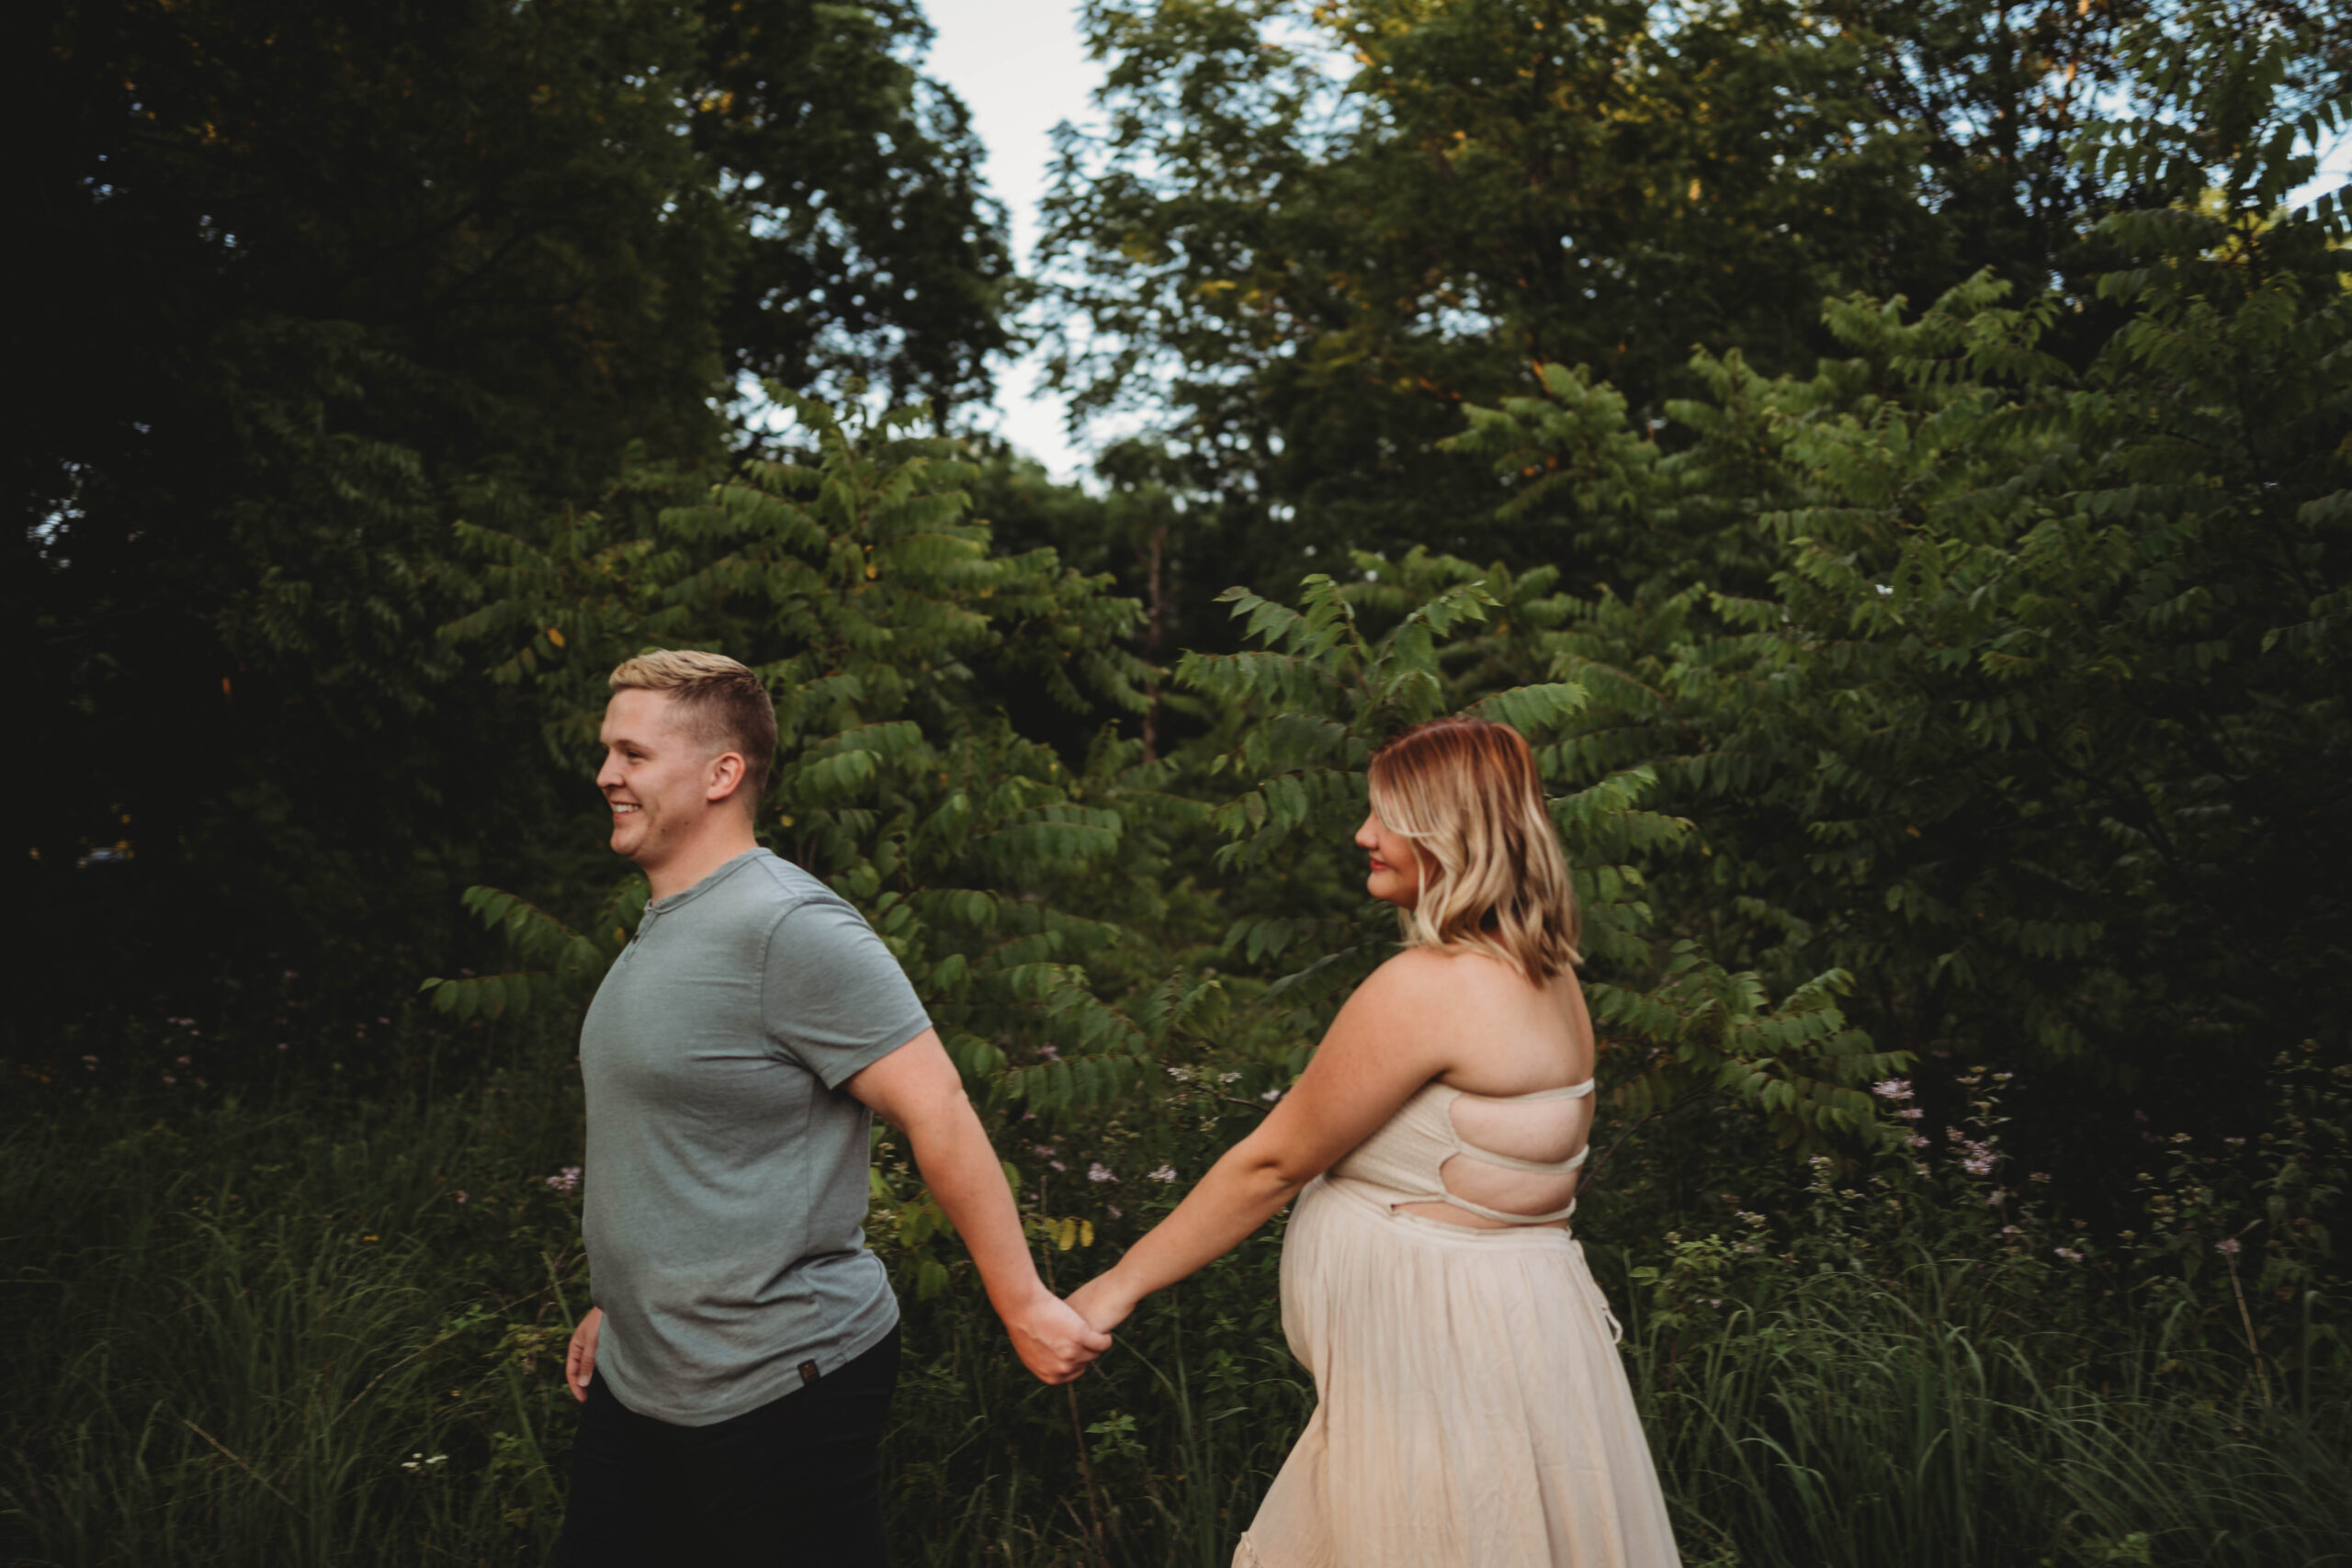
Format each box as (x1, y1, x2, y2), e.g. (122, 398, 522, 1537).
(917, 2, 2350, 490)
(923, 0, 1102, 484)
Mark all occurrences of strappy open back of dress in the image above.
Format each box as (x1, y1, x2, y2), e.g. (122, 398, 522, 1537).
(1234, 1073, 1682, 1567)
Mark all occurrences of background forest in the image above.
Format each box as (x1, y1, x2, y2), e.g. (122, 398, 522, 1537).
(9, 0, 2350, 1563)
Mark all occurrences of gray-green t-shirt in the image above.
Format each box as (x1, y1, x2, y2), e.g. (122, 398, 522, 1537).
(579, 849, 930, 1426)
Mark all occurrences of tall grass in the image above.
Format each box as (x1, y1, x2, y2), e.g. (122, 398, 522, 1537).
(5, 1037, 2344, 1566)
(1639, 1266, 2349, 1567)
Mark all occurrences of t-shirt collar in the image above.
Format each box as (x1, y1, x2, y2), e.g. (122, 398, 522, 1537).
(645, 848, 771, 917)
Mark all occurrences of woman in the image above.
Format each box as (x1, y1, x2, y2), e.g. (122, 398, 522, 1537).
(1069, 716, 1680, 1567)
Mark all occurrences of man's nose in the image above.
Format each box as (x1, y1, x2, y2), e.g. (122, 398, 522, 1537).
(594, 753, 620, 789)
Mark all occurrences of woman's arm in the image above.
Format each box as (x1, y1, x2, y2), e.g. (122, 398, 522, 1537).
(1068, 950, 1466, 1331)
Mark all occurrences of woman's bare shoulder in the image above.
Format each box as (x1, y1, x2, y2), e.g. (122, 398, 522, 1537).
(1356, 943, 1530, 1010)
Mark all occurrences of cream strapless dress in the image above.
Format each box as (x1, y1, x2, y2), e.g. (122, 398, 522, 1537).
(1235, 1079, 1680, 1567)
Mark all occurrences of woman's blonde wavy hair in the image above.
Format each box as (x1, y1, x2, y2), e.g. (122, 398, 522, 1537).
(1366, 716, 1580, 979)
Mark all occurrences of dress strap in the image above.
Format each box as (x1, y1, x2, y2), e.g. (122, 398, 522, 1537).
(1419, 1190, 1581, 1226)
(1452, 1142, 1589, 1176)
(1452, 1079, 1595, 1102)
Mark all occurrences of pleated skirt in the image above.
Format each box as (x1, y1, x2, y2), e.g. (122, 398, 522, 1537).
(1235, 1176, 1680, 1568)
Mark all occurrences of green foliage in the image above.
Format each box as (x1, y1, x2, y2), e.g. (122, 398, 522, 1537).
(1441, 12, 2351, 1126)
(18, 0, 1018, 1000)
(1032, 0, 2340, 599)
(1170, 556, 1900, 1148)
(5, 1026, 2342, 1566)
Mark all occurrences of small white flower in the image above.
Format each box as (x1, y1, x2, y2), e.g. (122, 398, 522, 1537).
(1148, 1165, 1177, 1182)
(1870, 1078, 1914, 1101)
(2053, 1247, 2084, 1263)
(2214, 1236, 2242, 1256)
(1087, 1163, 1117, 1183)
(1261, 1088, 1283, 1102)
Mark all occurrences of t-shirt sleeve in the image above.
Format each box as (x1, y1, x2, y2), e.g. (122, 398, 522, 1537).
(762, 896, 933, 1088)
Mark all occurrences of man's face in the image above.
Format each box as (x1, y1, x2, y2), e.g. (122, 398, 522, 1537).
(595, 689, 720, 868)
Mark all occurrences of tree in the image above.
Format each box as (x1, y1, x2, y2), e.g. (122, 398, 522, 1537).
(1445, 6, 2350, 1161)
(1034, 0, 2343, 597)
(17, 0, 1015, 1008)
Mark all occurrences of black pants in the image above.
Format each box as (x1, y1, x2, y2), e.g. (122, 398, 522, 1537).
(552, 1327, 899, 1567)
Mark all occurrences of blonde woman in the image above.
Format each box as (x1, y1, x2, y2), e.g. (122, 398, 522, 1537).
(1069, 716, 1680, 1566)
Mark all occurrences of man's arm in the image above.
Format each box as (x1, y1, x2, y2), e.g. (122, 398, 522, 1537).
(844, 1029, 1112, 1383)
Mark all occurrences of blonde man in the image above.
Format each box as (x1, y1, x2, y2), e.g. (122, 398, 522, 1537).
(555, 649, 1108, 1567)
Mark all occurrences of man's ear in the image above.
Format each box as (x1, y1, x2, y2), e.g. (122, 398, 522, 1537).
(706, 750, 749, 805)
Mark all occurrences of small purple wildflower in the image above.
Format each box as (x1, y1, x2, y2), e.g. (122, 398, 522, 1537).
(1087, 1163, 1117, 1183)
(545, 1167, 582, 1195)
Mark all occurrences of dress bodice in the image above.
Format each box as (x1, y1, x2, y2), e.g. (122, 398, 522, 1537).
(1327, 1077, 1595, 1225)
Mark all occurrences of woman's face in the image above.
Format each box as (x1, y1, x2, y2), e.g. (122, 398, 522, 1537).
(1355, 807, 1423, 909)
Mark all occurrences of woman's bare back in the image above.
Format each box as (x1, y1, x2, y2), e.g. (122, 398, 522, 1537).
(1391, 950, 1597, 1228)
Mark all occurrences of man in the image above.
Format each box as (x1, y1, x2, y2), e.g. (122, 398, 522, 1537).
(554, 649, 1109, 1566)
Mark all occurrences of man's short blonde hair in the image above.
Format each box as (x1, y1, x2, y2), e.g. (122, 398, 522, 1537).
(609, 649, 777, 810)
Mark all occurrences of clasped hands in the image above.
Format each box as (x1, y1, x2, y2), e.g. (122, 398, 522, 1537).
(1002, 1270, 1140, 1385)
(565, 1275, 1142, 1400)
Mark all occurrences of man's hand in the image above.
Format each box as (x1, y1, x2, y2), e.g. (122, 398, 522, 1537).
(1000, 1288, 1113, 1384)
(1066, 1272, 1142, 1336)
(566, 1306, 603, 1403)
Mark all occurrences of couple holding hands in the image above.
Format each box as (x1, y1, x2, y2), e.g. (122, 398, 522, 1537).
(552, 650, 1679, 1567)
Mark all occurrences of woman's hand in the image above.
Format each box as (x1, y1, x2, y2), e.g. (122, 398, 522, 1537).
(1067, 1271, 1142, 1335)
